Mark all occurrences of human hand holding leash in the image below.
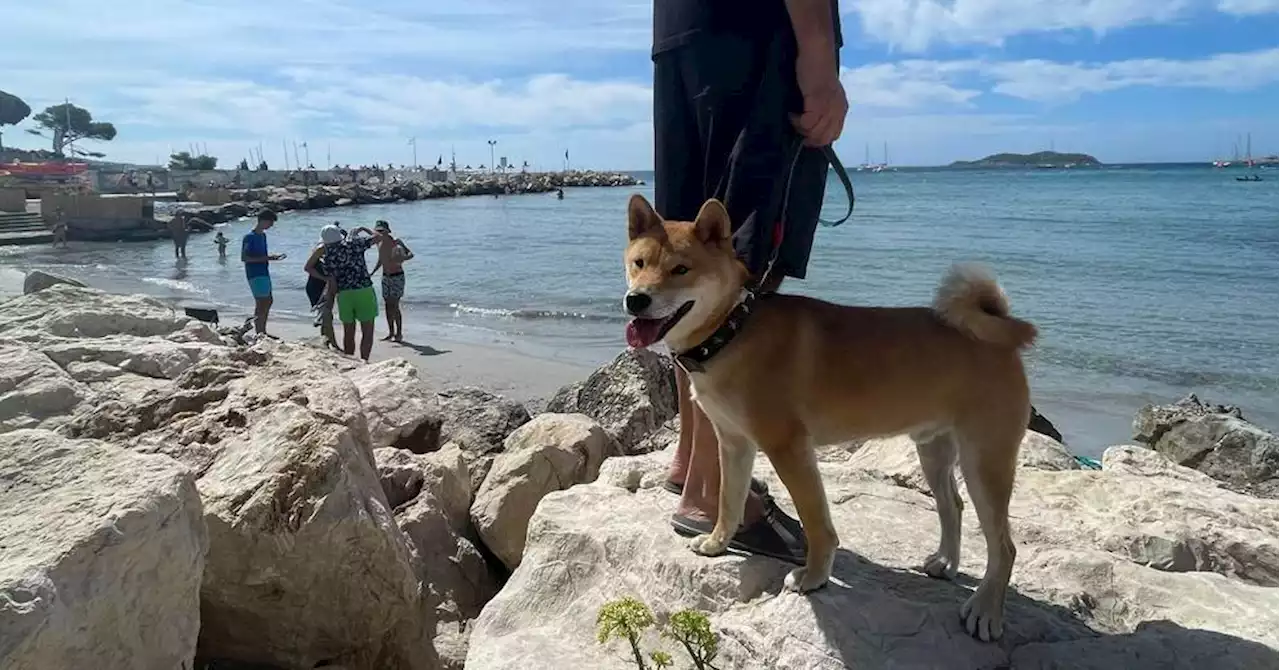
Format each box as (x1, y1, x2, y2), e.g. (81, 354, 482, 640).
(791, 47, 847, 147)
(785, 0, 847, 147)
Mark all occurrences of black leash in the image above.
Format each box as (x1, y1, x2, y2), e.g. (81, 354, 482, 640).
(751, 139, 856, 292)
(677, 142, 855, 372)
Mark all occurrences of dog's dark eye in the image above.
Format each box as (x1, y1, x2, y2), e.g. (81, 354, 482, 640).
(671, 265, 690, 276)
(633, 258, 644, 269)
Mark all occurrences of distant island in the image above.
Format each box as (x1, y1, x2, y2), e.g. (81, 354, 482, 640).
(948, 151, 1102, 169)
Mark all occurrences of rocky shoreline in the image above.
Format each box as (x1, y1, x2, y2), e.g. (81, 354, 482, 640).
(172, 170, 641, 228)
(1, 280, 1276, 669)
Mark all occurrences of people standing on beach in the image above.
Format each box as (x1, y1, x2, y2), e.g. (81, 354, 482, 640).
(169, 215, 190, 259)
(304, 222, 343, 349)
(242, 210, 284, 337)
(651, 0, 846, 562)
(306, 223, 381, 360)
(51, 207, 68, 248)
(213, 231, 228, 258)
(370, 219, 415, 342)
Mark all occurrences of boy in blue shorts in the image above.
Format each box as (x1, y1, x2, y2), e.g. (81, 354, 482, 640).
(242, 210, 285, 336)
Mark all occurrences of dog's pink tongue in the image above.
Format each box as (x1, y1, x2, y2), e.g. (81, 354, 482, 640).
(626, 318, 664, 349)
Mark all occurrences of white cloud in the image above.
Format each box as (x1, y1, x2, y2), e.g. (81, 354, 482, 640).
(1216, 0, 1279, 14)
(841, 61, 982, 108)
(840, 49, 1280, 107)
(847, 0, 1276, 51)
(984, 49, 1280, 102)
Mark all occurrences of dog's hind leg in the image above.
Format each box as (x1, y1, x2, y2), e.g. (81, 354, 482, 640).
(915, 431, 963, 580)
(771, 438, 838, 593)
(689, 427, 756, 558)
(954, 419, 1021, 642)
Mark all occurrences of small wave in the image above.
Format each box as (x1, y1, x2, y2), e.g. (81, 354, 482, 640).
(140, 276, 208, 294)
(446, 302, 625, 323)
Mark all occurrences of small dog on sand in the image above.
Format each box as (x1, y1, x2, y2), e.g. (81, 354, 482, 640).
(621, 194, 1036, 642)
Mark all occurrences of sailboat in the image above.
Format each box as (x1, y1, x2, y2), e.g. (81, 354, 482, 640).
(857, 143, 872, 171)
(1236, 133, 1263, 180)
(871, 141, 890, 172)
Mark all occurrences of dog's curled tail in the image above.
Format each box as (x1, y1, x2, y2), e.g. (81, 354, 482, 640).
(933, 263, 1037, 350)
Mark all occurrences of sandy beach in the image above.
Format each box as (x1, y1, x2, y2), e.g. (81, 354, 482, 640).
(268, 317, 592, 404)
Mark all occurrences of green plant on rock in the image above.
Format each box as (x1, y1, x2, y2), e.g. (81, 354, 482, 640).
(663, 609, 720, 670)
(597, 596, 657, 669)
(597, 598, 722, 670)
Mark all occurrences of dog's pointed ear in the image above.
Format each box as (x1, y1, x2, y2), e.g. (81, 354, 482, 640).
(627, 194, 663, 240)
(693, 198, 731, 243)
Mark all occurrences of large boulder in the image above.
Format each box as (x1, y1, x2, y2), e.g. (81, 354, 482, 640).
(350, 359, 443, 452)
(471, 413, 615, 570)
(0, 345, 89, 434)
(21, 270, 86, 295)
(65, 341, 421, 668)
(358, 445, 501, 669)
(466, 439, 1278, 669)
(546, 348, 677, 454)
(0, 430, 207, 670)
(437, 386, 531, 492)
(0, 284, 198, 342)
(437, 386, 531, 455)
(1134, 394, 1278, 498)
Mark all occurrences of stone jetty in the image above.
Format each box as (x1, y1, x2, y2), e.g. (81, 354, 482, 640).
(171, 170, 641, 228)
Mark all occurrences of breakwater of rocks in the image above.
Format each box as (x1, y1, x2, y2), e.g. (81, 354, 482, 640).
(172, 171, 641, 227)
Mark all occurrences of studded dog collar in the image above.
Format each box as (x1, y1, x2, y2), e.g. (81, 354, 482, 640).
(673, 290, 763, 373)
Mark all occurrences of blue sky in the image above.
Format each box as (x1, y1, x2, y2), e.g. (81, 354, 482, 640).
(2, 0, 1276, 168)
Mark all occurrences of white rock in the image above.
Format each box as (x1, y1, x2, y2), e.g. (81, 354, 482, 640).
(0, 429, 207, 670)
(67, 341, 421, 668)
(471, 413, 615, 570)
(466, 442, 1278, 669)
(351, 359, 442, 452)
(0, 345, 89, 434)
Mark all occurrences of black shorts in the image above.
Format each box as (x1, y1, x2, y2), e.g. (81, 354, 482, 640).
(653, 33, 832, 280)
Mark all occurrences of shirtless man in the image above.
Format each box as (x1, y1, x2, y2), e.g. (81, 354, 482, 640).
(370, 219, 415, 342)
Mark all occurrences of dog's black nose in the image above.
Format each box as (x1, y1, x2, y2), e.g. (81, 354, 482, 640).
(624, 292, 652, 315)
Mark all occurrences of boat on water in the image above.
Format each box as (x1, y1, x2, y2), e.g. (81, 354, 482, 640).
(1236, 174, 1263, 182)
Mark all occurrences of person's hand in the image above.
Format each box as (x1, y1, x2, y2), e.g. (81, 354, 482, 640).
(790, 45, 848, 148)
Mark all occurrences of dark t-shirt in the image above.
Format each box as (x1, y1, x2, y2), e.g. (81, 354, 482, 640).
(652, 0, 842, 56)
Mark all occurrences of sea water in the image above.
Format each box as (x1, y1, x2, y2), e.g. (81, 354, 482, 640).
(2, 165, 1275, 455)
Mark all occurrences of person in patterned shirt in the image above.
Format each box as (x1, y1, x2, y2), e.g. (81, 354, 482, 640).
(304, 223, 383, 360)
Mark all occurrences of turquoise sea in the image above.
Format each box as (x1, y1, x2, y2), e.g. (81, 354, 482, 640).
(2, 165, 1276, 455)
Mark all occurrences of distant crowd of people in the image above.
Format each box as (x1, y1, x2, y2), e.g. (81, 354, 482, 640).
(241, 210, 415, 360)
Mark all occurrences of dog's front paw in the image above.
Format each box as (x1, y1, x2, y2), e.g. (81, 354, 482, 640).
(921, 551, 959, 580)
(960, 590, 1005, 642)
(783, 567, 829, 593)
(688, 533, 729, 557)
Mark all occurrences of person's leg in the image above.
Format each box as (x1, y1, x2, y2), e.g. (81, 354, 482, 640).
(321, 294, 337, 347)
(343, 322, 356, 355)
(360, 320, 376, 360)
(389, 298, 402, 341)
(380, 275, 395, 340)
(253, 297, 269, 334)
(261, 294, 272, 334)
(359, 286, 379, 360)
(658, 38, 773, 529)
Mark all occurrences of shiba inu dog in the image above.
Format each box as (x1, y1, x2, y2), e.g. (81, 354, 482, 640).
(622, 193, 1036, 642)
